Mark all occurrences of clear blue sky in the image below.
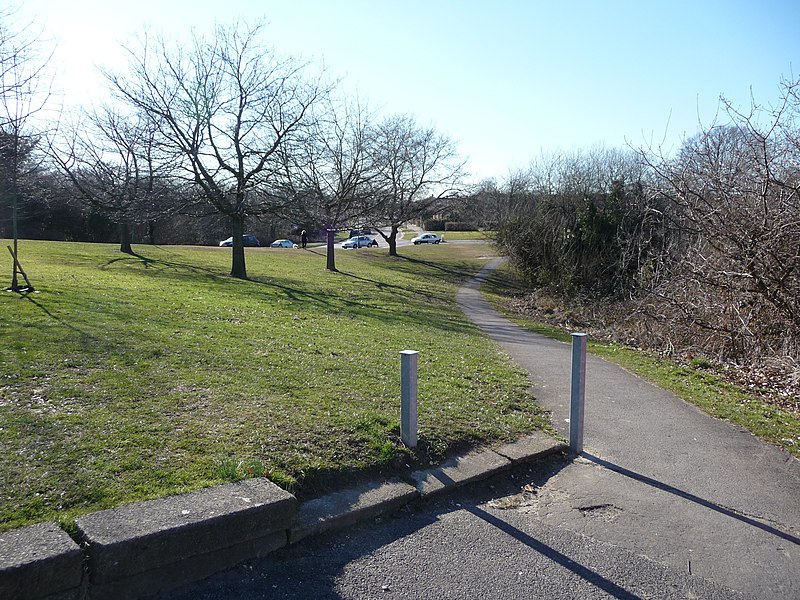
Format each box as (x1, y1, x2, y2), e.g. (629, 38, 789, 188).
(19, 0, 800, 182)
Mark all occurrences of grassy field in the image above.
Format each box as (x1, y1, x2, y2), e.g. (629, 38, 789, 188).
(482, 265, 800, 458)
(438, 231, 496, 241)
(0, 240, 550, 532)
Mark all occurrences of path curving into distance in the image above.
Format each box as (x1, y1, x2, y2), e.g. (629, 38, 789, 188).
(457, 257, 800, 599)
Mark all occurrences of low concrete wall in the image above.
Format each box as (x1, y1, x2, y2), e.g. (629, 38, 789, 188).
(0, 522, 84, 600)
(0, 476, 419, 600)
(76, 478, 295, 600)
(0, 437, 565, 600)
(290, 478, 419, 544)
(0, 479, 296, 600)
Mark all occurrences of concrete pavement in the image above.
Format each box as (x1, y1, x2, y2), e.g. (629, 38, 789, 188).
(457, 257, 800, 599)
(156, 456, 744, 600)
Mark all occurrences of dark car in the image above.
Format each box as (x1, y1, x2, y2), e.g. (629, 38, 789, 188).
(349, 227, 372, 237)
(219, 234, 261, 247)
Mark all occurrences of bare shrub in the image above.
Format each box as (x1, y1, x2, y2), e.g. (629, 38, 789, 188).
(641, 77, 800, 362)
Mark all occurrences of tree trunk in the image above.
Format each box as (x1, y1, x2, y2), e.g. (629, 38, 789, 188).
(11, 185, 19, 290)
(119, 221, 134, 255)
(230, 213, 248, 279)
(387, 224, 399, 257)
(326, 227, 337, 271)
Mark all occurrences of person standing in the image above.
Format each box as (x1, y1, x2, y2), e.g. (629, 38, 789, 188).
(301, 230, 308, 249)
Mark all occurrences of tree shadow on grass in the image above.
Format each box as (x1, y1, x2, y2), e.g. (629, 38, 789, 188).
(100, 250, 227, 281)
(332, 269, 412, 295)
(304, 246, 485, 283)
(482, 263, 530, 294)
(393, 254, 488, 284)
(22, 294, 102, 343)
(251, 279, 475, 336)
(94, 248, 478, 336)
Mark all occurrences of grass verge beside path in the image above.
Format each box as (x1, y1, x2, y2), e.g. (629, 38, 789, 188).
(482, 265, 800, 459)
(0, 240, 550, 532)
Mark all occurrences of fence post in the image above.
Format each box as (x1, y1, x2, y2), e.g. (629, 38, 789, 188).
(400, 350, 418, 448)
(570, 333, 588, 454)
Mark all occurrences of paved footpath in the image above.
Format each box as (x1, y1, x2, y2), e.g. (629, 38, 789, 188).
(157, 257, 798, 600)
(457, 257, 800, 599)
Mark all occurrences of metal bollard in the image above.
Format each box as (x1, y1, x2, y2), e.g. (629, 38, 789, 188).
(400, 350, 418, 448)
(570, 333, 587, 454)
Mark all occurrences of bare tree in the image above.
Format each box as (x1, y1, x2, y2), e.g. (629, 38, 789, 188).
(105, 21, 324, 279)
(0, 7, 49, 111)
(274, 95, 378, 271)
(367, 115, 465, 256)
(494, 147, 669, 298)
(48, 107, 184, 254)
(0, 6, 52, 290)
(641, 77, 800, 359)
(455, 170, 537, 230)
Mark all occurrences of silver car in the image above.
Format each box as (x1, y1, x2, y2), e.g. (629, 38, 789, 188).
(411, 233, 442, 245)
(342, 235, 378, 249)
(270, 239, 298, 248)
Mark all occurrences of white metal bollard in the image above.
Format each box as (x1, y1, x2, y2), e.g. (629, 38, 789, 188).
(400, 350, 418, 448)
(570, 333, 587, 454)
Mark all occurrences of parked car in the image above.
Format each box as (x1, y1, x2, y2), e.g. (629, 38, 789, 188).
(349, 227, 372, 237)
(411, 233, 442, 245)
(270, 239, 299, 248)
(219, 234, 261, 247)
(341, 235, 378, 249)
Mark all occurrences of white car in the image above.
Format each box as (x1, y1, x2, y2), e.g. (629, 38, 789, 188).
(411, 233, 442, 245)
(219, 234, 261, 247)
(342, 235, 378, 249)
(270, 239, 298, 248)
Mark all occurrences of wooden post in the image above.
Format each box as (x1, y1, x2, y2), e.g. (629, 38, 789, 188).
(6, 245, 34, 292)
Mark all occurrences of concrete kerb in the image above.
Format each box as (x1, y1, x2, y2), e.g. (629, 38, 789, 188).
(289, 478, 419, 545)
(290, 433, 567, 545)
(0, 435, 565, 600)
(0, 522, 84, 600)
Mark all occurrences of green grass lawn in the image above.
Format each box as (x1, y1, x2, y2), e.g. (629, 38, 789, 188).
(439, 231, 496, 241)
(482, 265, 800, 458)
(0, 240, 550, 532)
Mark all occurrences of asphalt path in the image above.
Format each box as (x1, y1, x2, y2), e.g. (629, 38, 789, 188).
(154, 253, 799, 599)
(153, 458, 743, 600)
(456, 257, 800, 599)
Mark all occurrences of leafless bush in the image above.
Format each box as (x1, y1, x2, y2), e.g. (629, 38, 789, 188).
(641, 77, 800, 361)
(495, 147, 675, 299)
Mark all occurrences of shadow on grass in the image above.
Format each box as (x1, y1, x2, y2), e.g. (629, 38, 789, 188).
(287, 247, 436, 297)
(483, 263, 530, 294)
(93, 247, 477, 336)
(393, 254, 483, 283)
(100, 250, 229, 282)
(258, 279, 474, 335)
(100, 251, 155, 268)
(23, 294, 102, 343)
(334, 268, 445, 301)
